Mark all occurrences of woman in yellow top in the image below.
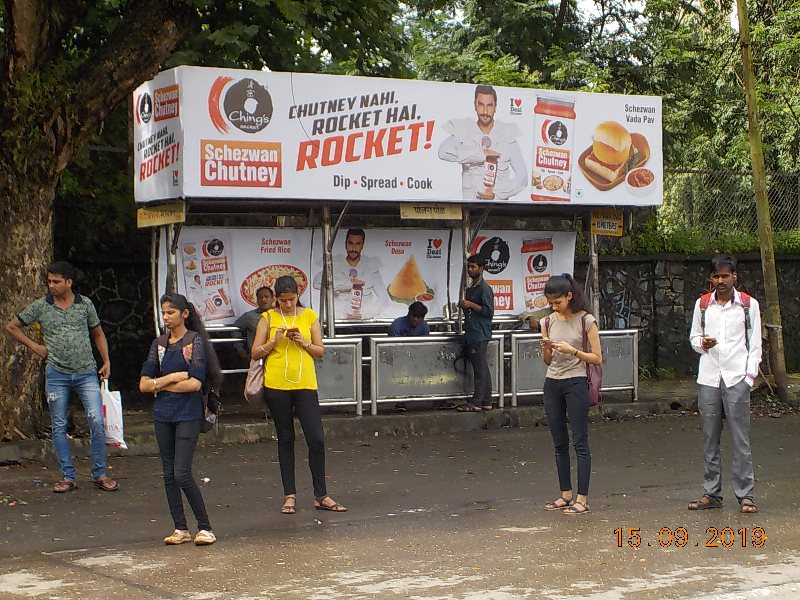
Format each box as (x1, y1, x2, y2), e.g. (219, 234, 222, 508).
(252, 275, 347, 515)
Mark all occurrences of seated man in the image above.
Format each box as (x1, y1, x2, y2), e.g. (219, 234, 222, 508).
(388, 302, 430, 413)
(234, 286, 274, 358)
(388, 301, 430, 337)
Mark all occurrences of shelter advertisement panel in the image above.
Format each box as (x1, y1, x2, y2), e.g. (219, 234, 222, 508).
(313, 228, 454, 322)
(163, 228, 314, 325)
(452, 230, 577, 317)
(133, 67, 662, 206)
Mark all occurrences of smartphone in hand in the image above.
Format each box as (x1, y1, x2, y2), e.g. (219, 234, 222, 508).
(286, 327, 300, 335)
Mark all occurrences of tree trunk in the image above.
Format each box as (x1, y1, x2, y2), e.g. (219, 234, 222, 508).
(0, 0, 198, 439)
(0, 177, 57, 440)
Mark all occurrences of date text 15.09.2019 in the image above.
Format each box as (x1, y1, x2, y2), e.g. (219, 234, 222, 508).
(614, 527, 766, 548)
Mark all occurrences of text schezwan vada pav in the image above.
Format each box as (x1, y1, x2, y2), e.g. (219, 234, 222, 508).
(584, 121, 634, 183)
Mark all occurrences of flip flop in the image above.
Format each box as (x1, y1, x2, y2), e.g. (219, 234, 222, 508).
(52, 480, 77, 493)
(93, 477, 119, 492)
(688, 495, 722, 510)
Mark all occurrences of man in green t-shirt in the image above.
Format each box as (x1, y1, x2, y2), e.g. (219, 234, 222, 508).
(5, 261, 118, 493)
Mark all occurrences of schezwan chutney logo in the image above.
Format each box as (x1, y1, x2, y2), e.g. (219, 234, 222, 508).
(201, 140, 283, 188)
(209, 77, 274, 134)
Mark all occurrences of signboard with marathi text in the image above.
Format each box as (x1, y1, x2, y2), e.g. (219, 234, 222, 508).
(134, 67, 662, 207)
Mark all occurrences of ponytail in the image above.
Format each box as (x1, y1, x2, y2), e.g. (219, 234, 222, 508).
(543, 273, 592, 315)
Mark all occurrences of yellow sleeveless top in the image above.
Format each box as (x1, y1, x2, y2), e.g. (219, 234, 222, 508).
(263, 308, 319, 390)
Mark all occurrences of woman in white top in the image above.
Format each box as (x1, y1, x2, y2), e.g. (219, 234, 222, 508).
(539, 274, 602, 515)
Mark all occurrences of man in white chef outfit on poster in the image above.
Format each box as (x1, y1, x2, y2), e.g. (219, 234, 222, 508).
(438, 84, 527, 201)
(313, 228, 389, 320)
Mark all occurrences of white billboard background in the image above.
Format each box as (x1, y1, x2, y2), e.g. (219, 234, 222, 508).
(134, 67, 663, 206)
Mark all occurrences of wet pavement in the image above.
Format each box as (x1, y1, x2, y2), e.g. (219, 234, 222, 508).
(1, 411, 799, 599)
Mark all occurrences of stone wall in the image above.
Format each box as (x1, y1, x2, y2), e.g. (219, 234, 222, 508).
(577, 255, 800, 377)
(74, 255, 800, 402)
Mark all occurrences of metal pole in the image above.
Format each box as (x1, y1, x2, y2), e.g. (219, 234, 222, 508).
(164, 224, 178, 294)
(590, 231, 600, 319)
(322, 206, 336, 338)
(151, 228, 161, 335)
(456, 208, 470, 334)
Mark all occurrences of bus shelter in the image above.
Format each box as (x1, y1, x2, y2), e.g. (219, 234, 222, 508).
(134, 67, 661, 414)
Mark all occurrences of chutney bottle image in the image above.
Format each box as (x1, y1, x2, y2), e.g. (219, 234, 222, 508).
(531, 95, 576, 202)
(481, 135, 497, 194)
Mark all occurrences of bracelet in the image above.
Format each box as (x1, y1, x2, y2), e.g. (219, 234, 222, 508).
(305, 341, 313, 349)
(152, 377, 159, 393)
(573, 349, 580, 357)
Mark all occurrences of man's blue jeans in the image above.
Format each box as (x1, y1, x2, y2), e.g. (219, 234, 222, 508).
(45, 366, 107, 481)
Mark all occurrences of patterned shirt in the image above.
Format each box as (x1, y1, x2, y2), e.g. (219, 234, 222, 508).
(17, 294, 100, 374)
(141, 333, 207, 423)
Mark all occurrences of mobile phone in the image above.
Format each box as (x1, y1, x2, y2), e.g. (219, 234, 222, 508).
(541, 339, 553, 347)
(286, 327, 300, 334)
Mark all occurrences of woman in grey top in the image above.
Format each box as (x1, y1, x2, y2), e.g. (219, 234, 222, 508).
(539, 274, 602, 515)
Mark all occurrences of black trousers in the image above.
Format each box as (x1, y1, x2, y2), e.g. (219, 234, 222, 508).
(266, 388, 327, 498)
(543, 377, 591, 496)
(465, 341, 492, 405)
(154, 418, 211, 532)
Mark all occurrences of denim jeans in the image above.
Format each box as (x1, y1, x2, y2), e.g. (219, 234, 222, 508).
(465, 341, 492, 406)
(45, 365, 107, 481)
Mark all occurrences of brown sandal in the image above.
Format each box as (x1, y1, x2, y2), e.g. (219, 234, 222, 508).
(92, 476, 119, 492)
(53, 480, 77, 493)
(688, 495, 722, 510)
(281, 495, 296, 515)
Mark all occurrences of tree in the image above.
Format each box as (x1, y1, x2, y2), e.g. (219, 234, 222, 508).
(0, 0, 415, 440)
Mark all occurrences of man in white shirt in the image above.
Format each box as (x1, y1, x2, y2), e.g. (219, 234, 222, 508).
(687, 255, 761, 514)
(312, 228, 389, 320)
(438, 85, 527, 201)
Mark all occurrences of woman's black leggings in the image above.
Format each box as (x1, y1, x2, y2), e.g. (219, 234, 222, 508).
(543, 377, 591, 496)
(154, 418, 211, 531)
(266, 388, 327, 498)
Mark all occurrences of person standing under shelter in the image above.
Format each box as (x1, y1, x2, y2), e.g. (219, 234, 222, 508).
(688, 255, 761, 514)
(457, 255, 494, 411)
(233, 285, 274, 357)
(4, 261, 118, 493)
(388, 301, 430, 337)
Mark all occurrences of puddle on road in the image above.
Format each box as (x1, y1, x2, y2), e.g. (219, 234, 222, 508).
(74, 551, 168, 573)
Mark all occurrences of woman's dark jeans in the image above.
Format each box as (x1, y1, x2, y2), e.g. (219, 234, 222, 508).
(154, 418, 211, 531)
(266, 388, 327, 498)
(543, 376, 591, 496)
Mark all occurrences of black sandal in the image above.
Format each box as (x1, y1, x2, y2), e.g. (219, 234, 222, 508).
(563, 501, 590, 515)
(543, 496, 574, 511)
(315, 495, 348, 512)
(688, 495, 722, 510)
(739, 498, 758, 514)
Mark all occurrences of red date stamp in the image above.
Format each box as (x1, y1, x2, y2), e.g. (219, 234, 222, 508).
(614, 527, 767, 548)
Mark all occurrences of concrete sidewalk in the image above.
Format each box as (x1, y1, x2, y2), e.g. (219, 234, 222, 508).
(5, 378, 701, 461)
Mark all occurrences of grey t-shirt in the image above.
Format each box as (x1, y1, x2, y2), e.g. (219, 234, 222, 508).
(544, 311, 597, 379)
(18, 294, 101, 374)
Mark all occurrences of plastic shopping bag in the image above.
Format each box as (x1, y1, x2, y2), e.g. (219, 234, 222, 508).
(101, 380, 128, 450)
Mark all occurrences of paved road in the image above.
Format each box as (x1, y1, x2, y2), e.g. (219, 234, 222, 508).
(1, 412, 799, 599)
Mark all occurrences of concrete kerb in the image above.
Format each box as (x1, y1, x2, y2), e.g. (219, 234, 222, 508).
(6, 397, 690, 461)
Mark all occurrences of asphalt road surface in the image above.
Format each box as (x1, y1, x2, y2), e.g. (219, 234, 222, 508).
(1, 412, 799, 599)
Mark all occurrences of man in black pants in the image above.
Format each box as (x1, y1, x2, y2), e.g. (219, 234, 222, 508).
(457, 255, 495, 411)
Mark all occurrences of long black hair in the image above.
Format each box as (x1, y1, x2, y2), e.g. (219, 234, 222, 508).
(274, 275, 304, 307)
(160, 293, 223, 391)
(543, 273, 592, 315)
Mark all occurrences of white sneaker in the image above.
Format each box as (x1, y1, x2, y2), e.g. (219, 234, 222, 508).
(164, 529, 192, 545)
(194, 530, 216, 546)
